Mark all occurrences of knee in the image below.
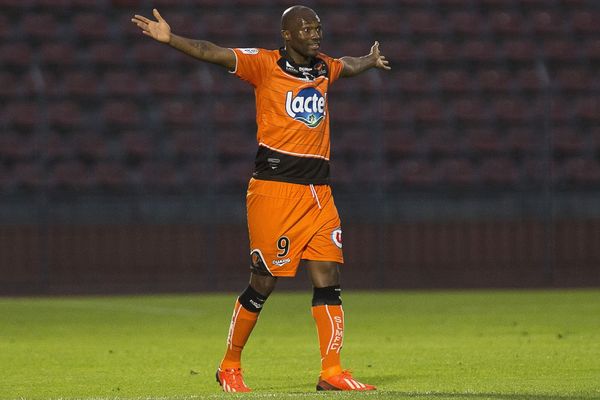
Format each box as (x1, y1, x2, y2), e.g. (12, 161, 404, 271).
(312, 285, 342, 306)
(249, 272, 277, 297)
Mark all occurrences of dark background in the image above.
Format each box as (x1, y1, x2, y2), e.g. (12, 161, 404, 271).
(1, 0, 599, 295)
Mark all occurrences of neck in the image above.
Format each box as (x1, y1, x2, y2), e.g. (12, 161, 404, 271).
(285, 45, 311, 65)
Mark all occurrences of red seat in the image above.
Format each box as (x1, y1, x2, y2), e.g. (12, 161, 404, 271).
(438, 70, 473, 94)
(461, 40, 498, 63)
(515, 68, 545, 93)
(139, 161, 180, 191)
(160, 99, 197, 127)
(145, 71, 181, 96)
(215, 132, 255, 158)
(479, 157, 520, 186)
(74, 133, 109, 161)
(553, 127, 586, 156)
(89, 43, 128, 68)
(584, 39, 600, 63)
(490, 11, 525, 37)
(170, 130, 206, 159)
(120, 131, 154, 160)
(51, 161, 92, 191)
(0, 43, 32, 68)
(184, 160, 215, 188)
(63, 71, 100, 99)
(542, 39, 581, 63)
(325, 11, 360, 36)
(452, 98, 491, 126)
(413, 99, 447, 125)
(383, 40, 418, 65)
(0, 14, 9, 39)
(396, 70, 433, 95)
(425, 129, 465, 156)
(492, 98, 535, 125)
(39, 42, 77, 68)
(393, 159, 437, 188)
(408, 11, 445, 36)
(0, 132, 33, 161)
(73, 13, 109, 41)
(571, 11, 600, 35)
(555, 68, 593, 92)
(506, 128, 542, 155)
(13, 162, 45, 190)
(477, 68, 513, 93)
(45, 132, 74, 161)
(165, 11, 202, 37)
(132, 42, 167, 66)
(502, 39, 537, 63)
(366, 11, 404, 35)
(436, 158, 477, 186)
(244, 12, 276, 37)
(103, 101, 141, 127)
(48, 101, 83, 130)
(561, 158, 600, 186)
(0, 72, 19, 99)
(20, 13, 59, 40)
(465, 128, 507, 155)
(103, 70, 142, 97)
(531, 11, 565, 36)
(422, 40, 457, 64)
(383, 130, 420, 157)
(575, 97, 600, 123)
(202, 12, 241, 39)
(5, 102, 39, 130)
(93, 161, 129, 190)
(448, 11, 486, 37)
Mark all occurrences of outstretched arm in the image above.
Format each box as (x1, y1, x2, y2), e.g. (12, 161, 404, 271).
(340, 41, 391, 78)
(131, 9, 236, 70)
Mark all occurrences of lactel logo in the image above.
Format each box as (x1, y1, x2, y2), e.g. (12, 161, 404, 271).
(285, 87, 326, 128)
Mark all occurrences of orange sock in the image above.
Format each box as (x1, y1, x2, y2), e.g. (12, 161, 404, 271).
(312, 304, 344, 379)
(220, 300, 259, 370)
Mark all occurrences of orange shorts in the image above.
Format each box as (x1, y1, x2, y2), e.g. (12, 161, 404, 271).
(246, 178, 344, 277)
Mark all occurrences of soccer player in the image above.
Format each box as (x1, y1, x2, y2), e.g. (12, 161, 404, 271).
(132, 5, 390, 392)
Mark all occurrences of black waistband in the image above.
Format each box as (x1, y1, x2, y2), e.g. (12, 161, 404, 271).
(253, 145, 330, 185)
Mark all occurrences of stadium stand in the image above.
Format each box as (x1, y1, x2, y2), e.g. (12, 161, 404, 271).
(0, 0, 599, 195)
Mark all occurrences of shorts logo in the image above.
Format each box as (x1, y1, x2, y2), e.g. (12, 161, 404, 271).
(239, 48, 259, 54)
(331, 228, 342, 249)
(272, 258, 291, 267)
(285, 87, 326, 128)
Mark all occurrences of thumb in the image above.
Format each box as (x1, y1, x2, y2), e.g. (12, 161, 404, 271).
(153, 8, 164, 21)
(371, 41, 379, 54)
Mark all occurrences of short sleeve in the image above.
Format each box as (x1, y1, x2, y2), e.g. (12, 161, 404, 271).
(230, 48, 270, 87)
(327, 57, 345, 86)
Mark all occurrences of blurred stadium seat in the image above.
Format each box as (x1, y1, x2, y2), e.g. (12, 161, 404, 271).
(1, 0, 598, 196)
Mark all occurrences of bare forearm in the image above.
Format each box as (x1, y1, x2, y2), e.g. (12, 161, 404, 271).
(168, 34, 221, 63)
(340, 54, 377, 77)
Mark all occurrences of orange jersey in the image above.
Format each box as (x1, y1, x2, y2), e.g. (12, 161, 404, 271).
(231, 47, 344, 184)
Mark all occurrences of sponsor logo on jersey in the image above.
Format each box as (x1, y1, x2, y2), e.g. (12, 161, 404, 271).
(331, 228, 342, 249)
(285, 87, 326, 128)
(272, 258, 291, 267)
(239, 48, 259, 54)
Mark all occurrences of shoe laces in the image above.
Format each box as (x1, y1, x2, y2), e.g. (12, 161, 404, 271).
(223, 368, 244, 384)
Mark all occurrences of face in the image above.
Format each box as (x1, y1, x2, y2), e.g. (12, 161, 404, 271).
(284, 15, 323, 59)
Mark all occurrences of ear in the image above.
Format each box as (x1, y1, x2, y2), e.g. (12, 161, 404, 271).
(281, 29, 291, 41)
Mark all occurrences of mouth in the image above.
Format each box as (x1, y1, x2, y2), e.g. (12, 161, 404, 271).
(308, 42, 320, 51)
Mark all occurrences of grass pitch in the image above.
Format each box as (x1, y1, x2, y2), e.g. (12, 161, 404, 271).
(0, 289, 599, 400)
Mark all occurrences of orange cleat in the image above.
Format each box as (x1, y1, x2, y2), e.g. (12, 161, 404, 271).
(316, 370, 376, 391)
(216, 367, 251, 393)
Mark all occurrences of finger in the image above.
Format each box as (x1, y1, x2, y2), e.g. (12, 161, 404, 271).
(131, 19, 147, 29)
(373, 40, 379, 50)
(133, 15, 152, 24)
(153, 8, 164, 21)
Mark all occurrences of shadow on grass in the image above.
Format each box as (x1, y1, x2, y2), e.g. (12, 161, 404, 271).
(386, 392, 591, 400)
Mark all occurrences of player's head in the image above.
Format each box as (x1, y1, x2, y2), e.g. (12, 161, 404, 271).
(281, 6, 322, 59)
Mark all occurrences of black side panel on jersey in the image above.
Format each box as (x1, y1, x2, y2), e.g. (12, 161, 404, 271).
(253, 145, 330, 185)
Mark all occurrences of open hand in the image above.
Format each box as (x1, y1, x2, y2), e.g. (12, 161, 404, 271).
(131, 8, 171, 43)
(370, 41, 391, 70)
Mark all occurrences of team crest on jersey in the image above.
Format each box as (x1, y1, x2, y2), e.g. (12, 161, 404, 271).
(331, 228, 342, 249)
(285, 87, 326, 128)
